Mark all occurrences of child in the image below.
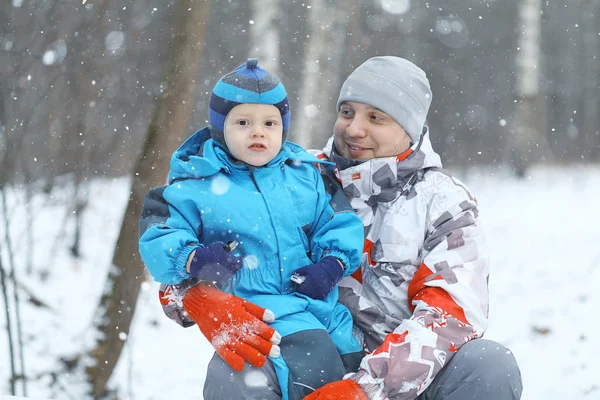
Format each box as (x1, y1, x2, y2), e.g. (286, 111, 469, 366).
(138, 59, 364, 400)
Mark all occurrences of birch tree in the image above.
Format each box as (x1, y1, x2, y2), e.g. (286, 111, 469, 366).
(512, 0, 548, 176)
(581, 0, 600, 159)
(250, 0, 280, 73)
(294, 0, 356, 148)
(86, 0, 211, 396)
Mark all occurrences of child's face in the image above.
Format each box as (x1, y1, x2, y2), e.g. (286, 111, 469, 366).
(224, 104, 283, 166)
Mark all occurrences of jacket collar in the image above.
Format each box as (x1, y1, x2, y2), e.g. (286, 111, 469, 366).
(323, 127, 442, 202)
(168, 127, 333, 184)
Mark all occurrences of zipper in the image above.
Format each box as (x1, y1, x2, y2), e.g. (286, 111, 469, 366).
(249, 171, 260, 192)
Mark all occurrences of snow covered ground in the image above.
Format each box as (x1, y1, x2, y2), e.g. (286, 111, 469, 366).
(1, 164, 599, 399)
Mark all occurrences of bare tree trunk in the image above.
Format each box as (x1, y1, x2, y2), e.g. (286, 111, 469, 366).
(343, 3, 364, 76)
(294, 0, 353, 148)
(0, 94, 11, 186)
(0, 242, 16, 395)
(581, 0, 600, 160)
(44, 3, 72, 182)
(0, 186, 26, 395)
(86, 0, 211, 397)
(249, 0, 280, 73)
(67, 0, 111, 258)
(511, 0, 548, 177)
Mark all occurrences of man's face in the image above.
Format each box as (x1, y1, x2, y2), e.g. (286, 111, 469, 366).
(224, 103, 283, 166)
(333, 101, 412, 161)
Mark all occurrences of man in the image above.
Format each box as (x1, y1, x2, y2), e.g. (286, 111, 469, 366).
(303, 57, 522, 399)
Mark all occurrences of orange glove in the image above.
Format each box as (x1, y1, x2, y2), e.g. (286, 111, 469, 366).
(182, 283, 281, 372)
(303, 380, 368, 400)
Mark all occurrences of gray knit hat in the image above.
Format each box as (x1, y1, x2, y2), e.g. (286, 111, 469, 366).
(336, 56, 432, 143)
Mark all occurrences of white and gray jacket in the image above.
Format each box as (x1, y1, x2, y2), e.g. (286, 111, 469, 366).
(314, 129, 490, 400)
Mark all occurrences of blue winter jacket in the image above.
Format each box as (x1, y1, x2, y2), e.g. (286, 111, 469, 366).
(139, 127, 364, 355)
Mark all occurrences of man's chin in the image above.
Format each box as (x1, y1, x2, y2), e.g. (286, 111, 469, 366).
(346, 148, 372, 160)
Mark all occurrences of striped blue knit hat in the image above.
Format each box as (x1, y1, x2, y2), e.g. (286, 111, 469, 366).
(209, 58, 290, 147)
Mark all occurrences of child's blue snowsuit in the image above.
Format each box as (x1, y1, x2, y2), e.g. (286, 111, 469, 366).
(139, 127, 364, 399)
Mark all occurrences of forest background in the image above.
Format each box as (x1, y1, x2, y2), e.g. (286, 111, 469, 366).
(1, 0, 599, 399)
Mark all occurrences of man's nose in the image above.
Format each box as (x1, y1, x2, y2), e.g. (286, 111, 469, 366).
(346, 117, 367, 138)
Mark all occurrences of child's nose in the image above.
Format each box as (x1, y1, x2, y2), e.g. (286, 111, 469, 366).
(251, 126, 265, 137)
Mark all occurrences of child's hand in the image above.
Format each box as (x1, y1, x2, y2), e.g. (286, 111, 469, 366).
(183, 283, 281, 372)
(291, 256, 344, 300)
(189, 242, 243, 284)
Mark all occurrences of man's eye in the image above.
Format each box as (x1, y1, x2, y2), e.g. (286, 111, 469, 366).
(339, 109, 354, 117)
(370, 114, 384, 121)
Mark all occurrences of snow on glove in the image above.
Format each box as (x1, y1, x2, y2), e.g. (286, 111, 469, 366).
(189, 242, 243, 285)
(291, 256, 344, 300)
(302, 380, 368, 400)
(182, 283, 281, 372)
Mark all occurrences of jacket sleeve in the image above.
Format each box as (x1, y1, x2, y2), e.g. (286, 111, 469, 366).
(352, 177, 489, 400)
(308, 168, 364, 276)
(138, 185, 201, 285)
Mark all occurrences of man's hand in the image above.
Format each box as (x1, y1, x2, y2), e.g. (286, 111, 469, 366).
(303, 380, 368, 400)
(183, 283, 281, 372)
(291, 256, 344, 300)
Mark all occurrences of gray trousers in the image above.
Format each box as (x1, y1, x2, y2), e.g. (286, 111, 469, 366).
(416, 338, 523, 400)
(203, 329, 363, 400)
(203, 336, 522, 400)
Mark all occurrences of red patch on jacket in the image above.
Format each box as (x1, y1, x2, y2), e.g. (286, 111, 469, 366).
(158, 286, 172, 306)
(396, 148, 414, 161)
(352, 239, 377, 284)
(408, 262, 469, 325)
(372, 331, 409, 355)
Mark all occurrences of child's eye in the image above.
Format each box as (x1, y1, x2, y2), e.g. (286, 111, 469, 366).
(237, 119, 250, 126)
(265, 120, 277, 127)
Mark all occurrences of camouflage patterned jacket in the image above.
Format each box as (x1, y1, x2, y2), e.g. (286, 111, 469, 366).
(315, 129, 490, 400)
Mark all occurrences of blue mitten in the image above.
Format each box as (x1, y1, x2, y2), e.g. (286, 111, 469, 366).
(291, 256, 344, 300)
(189, 242, 243, 284)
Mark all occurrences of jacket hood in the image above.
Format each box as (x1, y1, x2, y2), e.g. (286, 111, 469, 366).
(168, 126, 333, 184)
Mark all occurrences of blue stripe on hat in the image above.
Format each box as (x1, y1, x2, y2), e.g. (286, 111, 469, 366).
(213, 81, 288, 105)
(209, 94, 241, 117)
(281, 112, 290, 132)
(208, 108, 227, 133)
(273, 98, 291, 130)
(274, 97, 290, 113)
